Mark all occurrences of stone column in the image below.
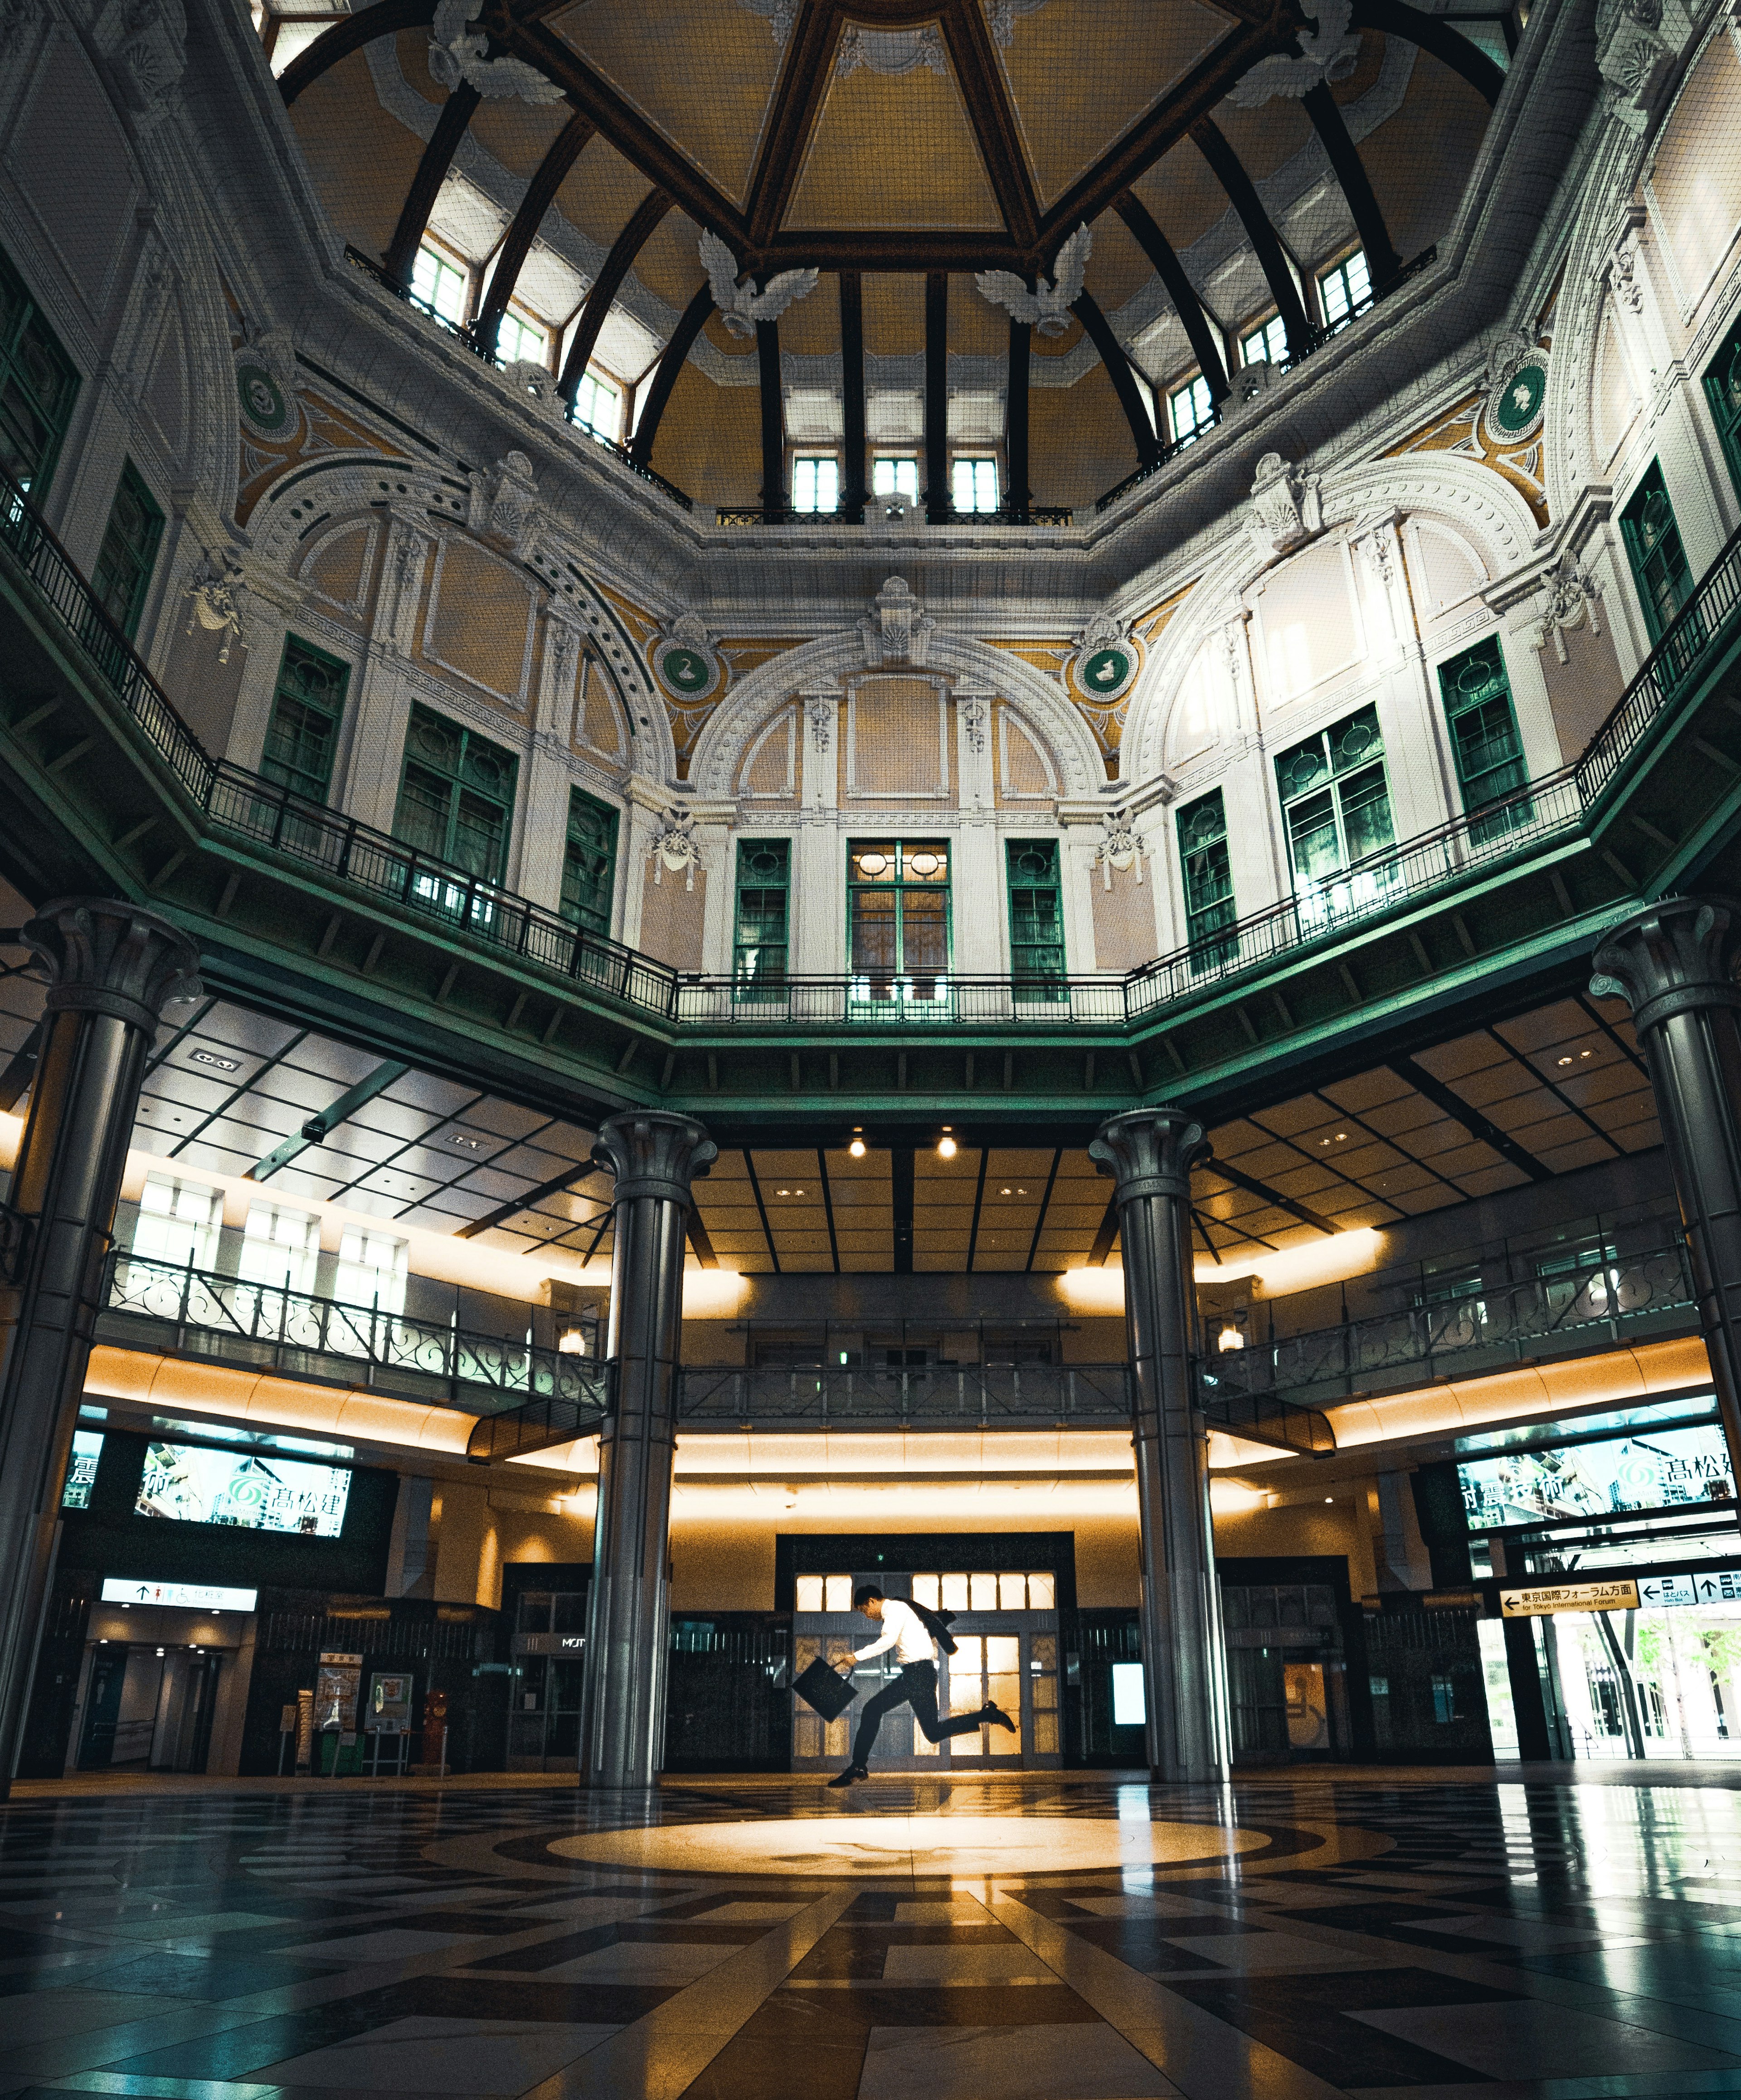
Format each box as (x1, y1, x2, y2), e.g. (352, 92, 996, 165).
(579, 1110, 716, 1788)
(0, 899, 200, 1791)
(1591, 898, 1741, 1486)
(1089, 1106, 1230, 1782)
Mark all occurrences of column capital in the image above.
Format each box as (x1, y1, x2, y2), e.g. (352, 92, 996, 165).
(1089, 1106, 1210, 1203)
(24, 899, 201, 1033)
(593, 1110, 717, 1208)
(1590, 896, 1741, 1033)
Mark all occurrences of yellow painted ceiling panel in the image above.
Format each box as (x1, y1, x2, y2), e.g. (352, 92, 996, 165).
(787, 62, 1000, 230)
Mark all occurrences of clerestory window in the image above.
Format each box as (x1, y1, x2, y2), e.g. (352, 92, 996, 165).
(1318, 249, 1373, 331)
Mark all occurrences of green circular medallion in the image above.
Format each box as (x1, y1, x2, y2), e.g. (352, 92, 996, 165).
(236, 363, 289, 433)
(1493, 360, 1546, 436)
(1081, 645, 1133, 697)
(661, 647, 713, 695)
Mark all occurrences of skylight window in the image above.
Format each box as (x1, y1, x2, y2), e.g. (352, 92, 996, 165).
(1241, 313, 1288, 368)
(496, 310, 547, 366)
(411, 245, 467, 326)
(873, 456, 919, 501)
(952, 456, 999, 513)
(792, 455, 839, 514)
(572, 369, 621, 441)
(1169, 374, 1214, 447)
(1319, 248, 1373, 331)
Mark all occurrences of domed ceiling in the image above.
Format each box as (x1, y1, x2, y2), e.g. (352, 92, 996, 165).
(272, 0, 1508, 514)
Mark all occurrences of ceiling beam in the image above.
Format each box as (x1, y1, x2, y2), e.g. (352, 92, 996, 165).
(1301, 83, 1401, 288)
(1006, 313, 1031, 523)
(506, 19, 749, 242)
(1206, 1158, 1340, 1235)
(250, 1060, 410, 1185)
(628, 281, 715, 467)
(1115, 194, 1230, 402)
(839, 271, 868, 516)
(455, 1157, 607, 1240)
(757, 316, 786, 520)
(1191, 116, 1311, 359)
(1387, 1055, 1553, 1183)
(382, 83, 481, 288)
(924, 272, 950, 523)
(759, 232, 1028, 271)
(1351, 0, 1505, 103)
(1072, 291, 1161, 471)
(939, 0, 1041, 248)
(1038, 15, 1293, 242)
(474, 110, 595, 357)
(557, 186, 672, 402)
(277, 0, 438, 105)
(747, 0, 845, 249)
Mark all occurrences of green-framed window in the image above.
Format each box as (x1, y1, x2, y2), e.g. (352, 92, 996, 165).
(393, 703, 518, 884)
(1240, 314, 1287, 369)
(1274, 705, 1397, 915)
(1318, 248, 1372, 331)
(559, 788, 618, 937)
(1620, 461, 1693, 642)
(1006, 839, 1064, 997)
(848, 840, 950, 1004)
(1438, 636, 1532, 847)
(1704, 310, 1741, 506)
(733, 838, 790, 999)
(1177, 787, 1235, 971)
(90, 461, 162, 640)
(1169, 374, 1214, 446)
(262, 637, 350, 804)
(0, 243, 80, 501)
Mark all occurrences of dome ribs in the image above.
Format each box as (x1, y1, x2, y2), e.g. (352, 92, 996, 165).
(1191, 114, 1312, 362)
(382, 83, 482, 289)
(557, 187, 673, 405)
(1114, 195, 1230, 404)
(474, 110, 596, 359)
(1302, 83, 1402, 289)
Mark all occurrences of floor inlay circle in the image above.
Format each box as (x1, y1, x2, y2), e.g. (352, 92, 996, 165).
(547, 1813, 1269, 1878)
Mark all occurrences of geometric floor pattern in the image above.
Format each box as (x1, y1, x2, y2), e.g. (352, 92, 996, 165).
(4, 1772, 1741, 2099)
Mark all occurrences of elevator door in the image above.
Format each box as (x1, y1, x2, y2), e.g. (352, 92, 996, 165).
(78, 1647, 222, 1771)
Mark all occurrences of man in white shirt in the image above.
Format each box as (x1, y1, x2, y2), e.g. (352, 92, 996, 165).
(827, 1584, 1015, 1787)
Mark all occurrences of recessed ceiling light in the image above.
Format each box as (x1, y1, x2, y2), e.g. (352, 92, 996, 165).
(188, 1049, 240, 1072)
(1557, 1055, 1572, 1066)
(448, 1132, 485, 1150)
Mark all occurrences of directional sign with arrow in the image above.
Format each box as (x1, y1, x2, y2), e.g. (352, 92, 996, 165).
(1500, 1580, 1640, 1616)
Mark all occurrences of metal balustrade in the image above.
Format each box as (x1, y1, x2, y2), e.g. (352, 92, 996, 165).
(1202, 1241, 1697, 1413)
(100, 1252, 608, 1420)
(5, 460, 1741, 1050)
(677, 1360, 1133, 1426)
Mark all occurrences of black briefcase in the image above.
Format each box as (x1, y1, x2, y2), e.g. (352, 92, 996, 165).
(793, 1658, 857, 1721)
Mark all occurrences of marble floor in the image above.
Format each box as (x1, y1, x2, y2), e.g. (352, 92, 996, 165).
(2, 1770, 1741, 2100)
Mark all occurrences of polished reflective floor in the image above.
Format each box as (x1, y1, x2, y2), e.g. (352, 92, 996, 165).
(4, 1769, 1741, 2099)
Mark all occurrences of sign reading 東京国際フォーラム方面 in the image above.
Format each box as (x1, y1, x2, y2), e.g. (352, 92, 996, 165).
(1499, 1580, 1641, 1616)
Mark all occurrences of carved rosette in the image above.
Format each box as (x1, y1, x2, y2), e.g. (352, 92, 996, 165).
(25, 899, 202, 1033)
(1089, 1107, 1210, 1205)
(593, 1112, 718, 1210)
(1590, 898, 1741, 1035)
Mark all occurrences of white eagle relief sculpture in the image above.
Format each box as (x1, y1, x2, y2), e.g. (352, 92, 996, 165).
(974, 225, 1090, 336)
(429, 0, 564, 101)
(699, 232, 820, 339)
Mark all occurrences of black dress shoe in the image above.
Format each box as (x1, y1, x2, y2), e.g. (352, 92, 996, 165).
(827, 1764, 868, 1788)
(982, 1703, 1017, 1732)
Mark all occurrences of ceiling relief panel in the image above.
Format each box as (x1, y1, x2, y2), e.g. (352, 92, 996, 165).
(995, 0, 1226, 208)
(553, 0, 783, 208)
(785, 53, 1002, 230)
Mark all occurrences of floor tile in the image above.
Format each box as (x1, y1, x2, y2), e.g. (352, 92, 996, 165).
(879, 1944, 1058, 1983)
(1352, 1997, 1741, 2078)
(280, 1934, 478, 1965)
(856, 2019, 1181, 2099)
(256, 2017, 618, 2094)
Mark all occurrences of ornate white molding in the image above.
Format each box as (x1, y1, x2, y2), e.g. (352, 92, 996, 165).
(429, 0, 565, 101)
(976, 226, 1091, 338)
(650, 805, 702, 890)
(836, 24, 946, 73)
(959, 694, 988, 752)
(182, 549, 249, 664)
(467, 450, 541, 553)
(699, 233, 819, 340)
(1226, 0, 1360, 108)
(1594, 0, 1702, 132)
(735, 0, 797, 44)
(1248, 452, 1324, 560)
(95, 0, 187, 124)
(1094, 807, 1148, 888)
(805, 692, 835, 751)
(1531, 549, 1606, 661)
(860, 576, 934, 667)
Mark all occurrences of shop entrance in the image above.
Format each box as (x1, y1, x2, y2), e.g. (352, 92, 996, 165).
(78, 1645, 223, 1771)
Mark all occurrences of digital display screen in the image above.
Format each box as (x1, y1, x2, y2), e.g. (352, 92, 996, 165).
(1457, 1421, 1732, 1531)
(62, 1430, 103, 1509)
(1111, 1662, 1146, 1727)
(135, 1442, 351, 1536)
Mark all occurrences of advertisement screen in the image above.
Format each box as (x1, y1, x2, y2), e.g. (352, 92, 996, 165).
(1458, 1420, 1731, 1531)
(135, 1442, 352, 1536)
(61, 1430, 103, 1509)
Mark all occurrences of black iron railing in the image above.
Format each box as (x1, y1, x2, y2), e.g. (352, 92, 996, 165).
(5, 460, 1741, 1046)
(678, 1360, 1132, 1425)
(712, 503, 1075, 528)
(1575, 517, 1741, 803)
(1202, 1241, 1697, 1412)
(100, 1252, 607, 1419)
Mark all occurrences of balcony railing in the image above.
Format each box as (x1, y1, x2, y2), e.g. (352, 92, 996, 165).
(1202, 1240, 1697, 1414)
(99, 1252, 608, 1421)
(678, 1360, 1133, 1426)
(714, 503, 1075, 528)
(5, 462, 1741, 1051)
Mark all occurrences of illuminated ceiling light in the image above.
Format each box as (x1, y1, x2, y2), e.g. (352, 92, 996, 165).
(1002, 1186, 1012, 1195)
(937, 1134, 958, 1158)
(558, 1329, 588, 1356)
(1217, 1322, 1246, 1351)
(849, 1132, 867, 1157)
(1557, 1055, 1572, 1066)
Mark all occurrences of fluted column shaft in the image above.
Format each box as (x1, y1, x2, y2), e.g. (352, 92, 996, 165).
(1592, 899, 1741, 1484)
(0, 900, 199, 1791)
(1089, 1107, 1230, 1783)
(579, 1110, 716, 1789)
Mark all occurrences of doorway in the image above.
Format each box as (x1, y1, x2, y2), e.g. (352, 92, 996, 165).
(78, 1646, 223, 1771)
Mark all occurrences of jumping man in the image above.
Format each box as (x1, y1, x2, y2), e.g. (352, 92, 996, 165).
(827, 1584, 1015, 1787)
